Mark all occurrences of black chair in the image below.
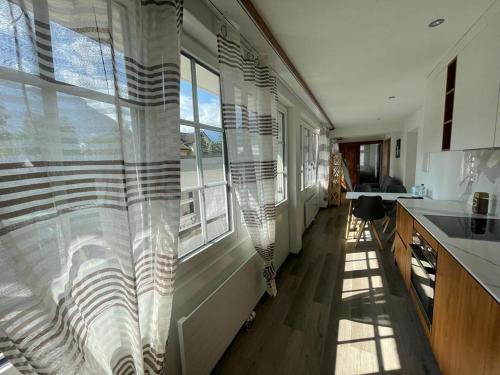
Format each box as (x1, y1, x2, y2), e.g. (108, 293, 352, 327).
(382, 185, 408, 232)
(386, 185, 407, 194)
(354, 184, 371, 192)
(352, 195, 386, 250)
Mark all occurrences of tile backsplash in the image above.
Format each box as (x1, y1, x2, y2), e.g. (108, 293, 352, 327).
(416, 148, 500, 216)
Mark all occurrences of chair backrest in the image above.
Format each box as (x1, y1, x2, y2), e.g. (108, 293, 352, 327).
(353, 195, 386, 221)
(387, 184, 407, 193)
(354, 184, 371, 192)
(380, 176, 401, 192)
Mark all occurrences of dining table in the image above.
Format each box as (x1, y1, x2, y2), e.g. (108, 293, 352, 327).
(344, 192, 417, 239)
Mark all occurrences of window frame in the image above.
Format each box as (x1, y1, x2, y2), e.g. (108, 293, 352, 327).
(301, 123, 319, 190)
(178, 51, 232, 259)
(276, 104, 287, 205)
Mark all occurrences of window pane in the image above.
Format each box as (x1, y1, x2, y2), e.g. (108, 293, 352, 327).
(310, 132, 315, 184)
(50, 19, 114, 94)
(180, 125, 198, 189)
(276, 172, 284, 203)
(180, 55, 194, 121)
(200, 129, 224, 184)
(278, 111, 285, 143)
(204, 185, 228, 242)
(179, 190, 203, 256)
(0, 2, 37, 74)
(303, 127, 310, 187)
(196, 64, 221, 127)
(276, 110, 286, 202)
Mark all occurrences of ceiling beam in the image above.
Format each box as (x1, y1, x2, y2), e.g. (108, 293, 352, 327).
(237, 0, 335, 130)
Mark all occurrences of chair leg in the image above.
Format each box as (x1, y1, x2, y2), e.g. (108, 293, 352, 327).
(383, 216, 392, 233)
(355, 220, 366, 248)
(381, 216, 389, 229)
(345, 200, 353, 239)
(387, 227, 396, 242)
(370, 221, 384, 250)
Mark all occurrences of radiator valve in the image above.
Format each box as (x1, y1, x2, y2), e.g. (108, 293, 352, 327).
(244, 311, 256, 331)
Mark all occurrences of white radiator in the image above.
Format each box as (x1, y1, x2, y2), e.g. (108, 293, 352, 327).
(177, 253, 265, 375)
(304, 191, 320, 229)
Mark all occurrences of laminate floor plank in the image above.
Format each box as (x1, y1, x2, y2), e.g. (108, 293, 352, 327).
(212, 200, 440, 375)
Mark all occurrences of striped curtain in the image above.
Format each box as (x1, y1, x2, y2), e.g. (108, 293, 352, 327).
(318, 128, 331, 208)
(0, 0, 182, 374)
(217, 27, 278, 296)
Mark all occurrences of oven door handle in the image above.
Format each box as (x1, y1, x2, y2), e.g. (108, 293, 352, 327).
(409, 244, 435, 279)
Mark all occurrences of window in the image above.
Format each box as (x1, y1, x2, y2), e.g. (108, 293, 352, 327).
(179, 53, 230, 257)
(301, 124, 318, 189)
(276, 106, 287, 204)
(360, 145, 366, 167)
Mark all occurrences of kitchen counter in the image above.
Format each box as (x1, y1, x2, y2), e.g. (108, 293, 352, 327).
(398, 198, 500, 303)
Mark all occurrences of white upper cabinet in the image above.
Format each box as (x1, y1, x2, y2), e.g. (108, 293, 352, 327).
(495, 83, 500, 147)
(451, 10, 500, 150)
(422, 68, 446, 153)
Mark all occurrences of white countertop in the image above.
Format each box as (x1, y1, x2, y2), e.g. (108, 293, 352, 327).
(399, 199, 500, 303)
(346, 192, 415, 200)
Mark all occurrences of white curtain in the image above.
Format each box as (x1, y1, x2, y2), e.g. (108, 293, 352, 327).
(318, 128, 330, 208)
(0, 0, 182, 374)
(217, 27, 278, 296)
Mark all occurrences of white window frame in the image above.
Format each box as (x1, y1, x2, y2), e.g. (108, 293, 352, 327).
(276, 104, 287, 205)
(178, 52, 232, 259)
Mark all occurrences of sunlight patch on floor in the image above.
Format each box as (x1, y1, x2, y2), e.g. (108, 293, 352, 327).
(335, 340, 379, 375)
(338, 319, 375, 342)
(344, 259, 368, 272)
(335, 245, 402, 374)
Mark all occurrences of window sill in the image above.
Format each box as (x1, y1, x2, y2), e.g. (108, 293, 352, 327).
(179, 229, 234, 265)
(275, 199, 288, 213)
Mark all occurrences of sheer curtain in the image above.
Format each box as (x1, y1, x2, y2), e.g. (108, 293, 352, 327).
(318, 128, 331, 208)
(0, 0, 182, 374)
(217, 26, 279, 296)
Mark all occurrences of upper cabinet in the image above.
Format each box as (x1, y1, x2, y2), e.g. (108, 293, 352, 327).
(495, 83, 500, 148)
(451, 10, 500, 150)
(422, 68, 446, 153)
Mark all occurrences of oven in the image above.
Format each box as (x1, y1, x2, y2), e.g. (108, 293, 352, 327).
(409, 229, 437, 328)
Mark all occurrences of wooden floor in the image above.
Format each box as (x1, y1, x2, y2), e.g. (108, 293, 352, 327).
(212, 200, 441, 375)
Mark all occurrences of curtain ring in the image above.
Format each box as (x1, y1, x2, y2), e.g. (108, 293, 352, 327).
(221, 24, 227, 37)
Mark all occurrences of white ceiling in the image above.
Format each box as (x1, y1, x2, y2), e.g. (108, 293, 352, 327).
(251, 0, 495, 128)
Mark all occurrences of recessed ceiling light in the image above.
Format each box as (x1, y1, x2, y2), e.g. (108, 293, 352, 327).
(388, 96, 396, 99)
(428, 18, 445, 28)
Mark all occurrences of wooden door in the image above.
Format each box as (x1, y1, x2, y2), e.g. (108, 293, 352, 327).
(338, 143, 360, 187)
(381, 138, 391, 181)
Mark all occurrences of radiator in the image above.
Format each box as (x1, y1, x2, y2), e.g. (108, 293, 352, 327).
(177, 253, 265, 375)
(304, 191, 320, 229)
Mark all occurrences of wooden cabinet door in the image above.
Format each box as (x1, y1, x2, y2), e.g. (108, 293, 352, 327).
(485, 305, 500, 374)
(396, 204, 413, 246)
(451, 11, 500, 150)
(394, 232, 409, 287)
(432, 246, 500, 374)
